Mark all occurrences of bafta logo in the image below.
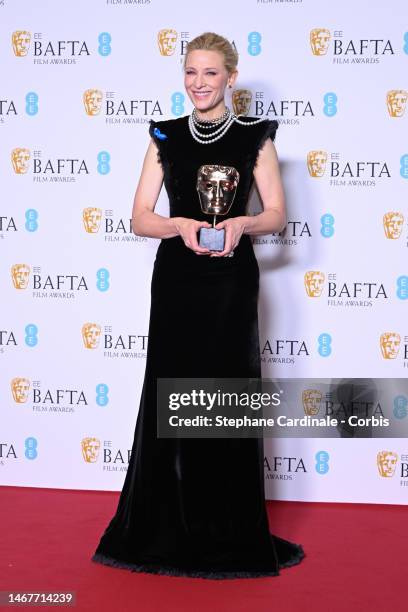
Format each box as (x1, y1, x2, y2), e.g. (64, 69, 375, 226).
(83, 89, 103, 116)
(383, 212, 404, 239)
(307, 151, 327, 177)
(302, 389, 322, 416)
(11, 148, 31, 174)
(12, 30, 31, 56)
(380, 332, 401, 359)
(83, 207, 102, 233)
(11, 264, 31, 289)
(304, 271, 325, 297)
(82, 323, 102, 349)
(157, 29, 178, 56)
(232, 89, 252, 116)
(377, 450, 398, 477)
(81, 437, 101, 463)
(310, 28, 331, 56)
(386, 90, 408, 117)
(11, 377, 30, 403)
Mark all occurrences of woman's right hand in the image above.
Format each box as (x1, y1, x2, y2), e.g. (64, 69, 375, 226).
(173, 217, 213, 255)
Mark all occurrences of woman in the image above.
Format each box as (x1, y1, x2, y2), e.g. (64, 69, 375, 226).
(91, 32, 305, 579)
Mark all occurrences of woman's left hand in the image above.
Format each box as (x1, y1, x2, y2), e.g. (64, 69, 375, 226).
(210, 216, 247, 257)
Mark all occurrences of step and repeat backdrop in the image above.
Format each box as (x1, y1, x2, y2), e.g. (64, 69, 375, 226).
(1, 0, 408, 504)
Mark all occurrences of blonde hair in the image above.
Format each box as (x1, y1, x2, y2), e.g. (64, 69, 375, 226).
(184, 32, 238, 74)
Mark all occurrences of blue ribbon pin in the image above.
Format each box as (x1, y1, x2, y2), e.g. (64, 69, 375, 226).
(153, 127, 167, 140)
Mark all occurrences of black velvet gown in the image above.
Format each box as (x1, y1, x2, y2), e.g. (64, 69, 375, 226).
(91, 114, 305, 579)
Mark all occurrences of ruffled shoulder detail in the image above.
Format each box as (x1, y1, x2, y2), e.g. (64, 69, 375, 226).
(258, 118, 279, 145)
(251, 119, 279, 168)
(149, 119, 169, 142)
(234, 116, 278, 159)
(148, 119, 169, 167)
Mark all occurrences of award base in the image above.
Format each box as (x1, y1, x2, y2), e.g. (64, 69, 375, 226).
(199, 227, 225, 251)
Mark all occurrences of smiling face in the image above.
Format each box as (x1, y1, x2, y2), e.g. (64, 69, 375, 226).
(184, 49, 237, 117)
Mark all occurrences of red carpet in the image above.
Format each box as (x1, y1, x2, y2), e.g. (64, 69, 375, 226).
(1, 486, 406, 612)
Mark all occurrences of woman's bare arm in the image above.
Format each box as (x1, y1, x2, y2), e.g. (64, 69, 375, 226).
(131, 139, 211, 252)
(244, 137, 287, 235)
(131, 140, 178, 238)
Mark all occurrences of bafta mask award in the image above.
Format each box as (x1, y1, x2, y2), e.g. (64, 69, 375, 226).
(196, 164, 240, 251)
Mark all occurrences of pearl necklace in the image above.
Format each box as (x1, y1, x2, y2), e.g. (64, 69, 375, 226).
(188, 110, 266, 144)
(192, 107, 230, 128)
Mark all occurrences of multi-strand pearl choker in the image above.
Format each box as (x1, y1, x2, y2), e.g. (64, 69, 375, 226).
(189, 107, 266, 144)
(191, 107, 230, 128)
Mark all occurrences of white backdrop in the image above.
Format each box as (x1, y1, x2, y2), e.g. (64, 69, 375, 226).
(1, 0, 408, 504)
